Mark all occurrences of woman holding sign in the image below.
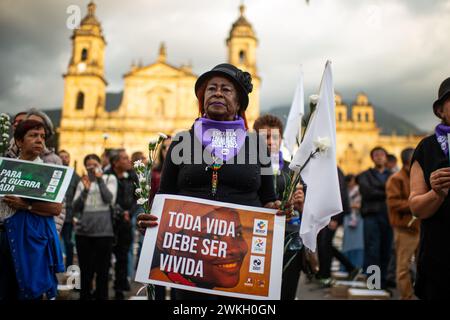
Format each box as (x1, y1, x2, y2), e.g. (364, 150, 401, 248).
(137, 63, 302, 299)
(0, 120, 64, 300)
(409, 77, 450, 300)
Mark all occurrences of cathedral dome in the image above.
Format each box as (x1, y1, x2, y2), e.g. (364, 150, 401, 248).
(228, 5, 256, 40)
(355, 93, 369, 106)
(80, 2, 101, 27)
(73, 2, 104, 40)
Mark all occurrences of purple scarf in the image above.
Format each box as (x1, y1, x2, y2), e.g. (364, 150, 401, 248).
(194, 117, 247, 162)
(435, 124, 450, 158)
(278, 151, 284, 171)
(270, 151, 285, 173)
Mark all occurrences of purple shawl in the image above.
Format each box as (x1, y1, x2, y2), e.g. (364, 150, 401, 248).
(435, 123, 450, 159)
(193, 117, 247, 162)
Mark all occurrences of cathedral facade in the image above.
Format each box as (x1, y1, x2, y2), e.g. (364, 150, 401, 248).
(334, 93, 423, 174)
(59, 2, 423, 174)
(59, 3, 260, 172)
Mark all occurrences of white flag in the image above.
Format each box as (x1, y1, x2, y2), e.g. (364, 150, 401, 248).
(282, 68, 305, 160)
(289, 61, 342, 252)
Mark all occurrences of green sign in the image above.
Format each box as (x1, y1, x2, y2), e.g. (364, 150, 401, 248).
(0, 157, 74, 203)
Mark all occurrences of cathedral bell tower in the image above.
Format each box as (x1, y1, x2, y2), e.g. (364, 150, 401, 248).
(62, 2, 107, 120)
(226, 4, 260, 127)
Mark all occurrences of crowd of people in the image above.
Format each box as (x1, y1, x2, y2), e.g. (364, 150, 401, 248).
(0, 64, 449, 301)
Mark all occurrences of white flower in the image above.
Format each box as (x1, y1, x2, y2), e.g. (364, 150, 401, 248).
(309, 94, 319, 105)
(158, 132, 168, 140)
(148, 139, 158, 150)
(133, 160, 145, 169)
(2, 133, 9, 138)
(135, 188, 142, 194)
(137, 198, 147, 205)
(1, 113, 9, 120)
(139, 175, 146, 183)
(102, 133, 110, 140)
(314, 136, 331, 152)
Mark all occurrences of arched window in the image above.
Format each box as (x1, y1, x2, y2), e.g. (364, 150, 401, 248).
(338, 112, 343, 122)
(76, 92, 85, 110)
(81, 48, 88, 61)
(357, 113, 361, 122)
(365, 113, 370, 122)
(239, 50, 245, 64)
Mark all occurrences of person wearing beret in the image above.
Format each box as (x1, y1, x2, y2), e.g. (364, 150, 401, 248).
(137, 63, 301, 299)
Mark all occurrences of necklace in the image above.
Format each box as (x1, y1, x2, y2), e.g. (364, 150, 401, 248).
(205, 156, 223, 196)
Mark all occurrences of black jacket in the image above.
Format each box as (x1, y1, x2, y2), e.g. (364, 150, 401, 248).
(357, 168, 392, 217)
(331, 167, 351, 225)
(158, 129, 276, 207)
(104, 169, 139, 215)
(64, 172, 80, 222)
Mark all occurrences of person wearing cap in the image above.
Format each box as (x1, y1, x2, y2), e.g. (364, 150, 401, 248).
(137, 63, 299, 299)
(253, 114, 306, 300)
(409, 77, 450, 299)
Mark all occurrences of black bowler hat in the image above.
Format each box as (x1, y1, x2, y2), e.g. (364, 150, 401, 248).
(195, 63, 253, 110)
(433, 77, 450, 118)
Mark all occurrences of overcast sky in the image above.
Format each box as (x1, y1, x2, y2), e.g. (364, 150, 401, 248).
(0, 0, 449, 132)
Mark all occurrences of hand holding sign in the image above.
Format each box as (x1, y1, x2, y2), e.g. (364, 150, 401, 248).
(0, 157, 73, 203)
(137, 212, 159, 233)
(2, 195, 29, 211)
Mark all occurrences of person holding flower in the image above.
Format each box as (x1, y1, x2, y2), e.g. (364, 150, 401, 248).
(73, 154, 118, 300)
(137, 63, 300, 299)
(149, 135, 172, 205)
(253, 114, 305, 300)
(409, 77, 450, 300)
(145, 135, 174, 300)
